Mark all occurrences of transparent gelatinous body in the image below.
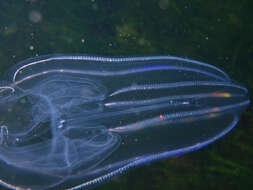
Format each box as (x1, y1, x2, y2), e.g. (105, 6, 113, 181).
(0, 55, 249, 189)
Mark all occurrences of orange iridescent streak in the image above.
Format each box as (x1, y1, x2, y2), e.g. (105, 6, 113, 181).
(212, 92, 231, 98)
(208, 113, 218, 118)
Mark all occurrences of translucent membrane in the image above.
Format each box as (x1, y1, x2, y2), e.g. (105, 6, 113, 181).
(0, 55, 249, 189)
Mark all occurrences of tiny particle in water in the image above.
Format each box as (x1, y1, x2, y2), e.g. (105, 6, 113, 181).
(29, 45, 34, 51)
(29, 10, 42, 23)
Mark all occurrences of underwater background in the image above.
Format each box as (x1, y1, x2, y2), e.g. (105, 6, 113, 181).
(0, 0, 252, 190)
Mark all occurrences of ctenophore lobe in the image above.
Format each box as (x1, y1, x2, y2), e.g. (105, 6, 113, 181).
(0, 55, 249, 189)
